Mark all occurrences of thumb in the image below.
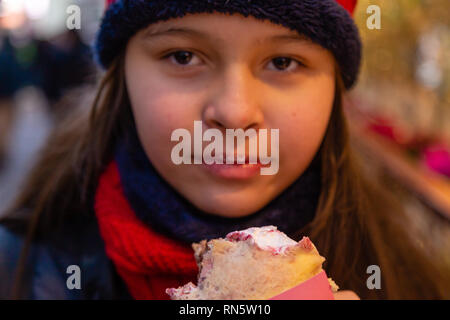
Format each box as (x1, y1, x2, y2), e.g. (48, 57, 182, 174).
(333, 290, 360, 300)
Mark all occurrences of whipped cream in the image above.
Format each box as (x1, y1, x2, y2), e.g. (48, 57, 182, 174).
(166, 282, 198, 298)
(226, 226, 303, 254)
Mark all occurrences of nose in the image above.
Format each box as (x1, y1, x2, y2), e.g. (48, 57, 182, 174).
(202, 64, 264, 132)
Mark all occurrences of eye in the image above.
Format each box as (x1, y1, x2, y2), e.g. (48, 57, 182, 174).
(165, 50, 202, 67)
(267, 57, 304, 72)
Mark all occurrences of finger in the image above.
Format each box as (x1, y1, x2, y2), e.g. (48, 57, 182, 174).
(333, 290, 360, 300)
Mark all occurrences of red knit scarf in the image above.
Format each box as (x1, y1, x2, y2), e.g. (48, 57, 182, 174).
(94, 160, 198, 300)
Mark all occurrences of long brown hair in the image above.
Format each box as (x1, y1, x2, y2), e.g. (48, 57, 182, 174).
(1, 53, 449, 299)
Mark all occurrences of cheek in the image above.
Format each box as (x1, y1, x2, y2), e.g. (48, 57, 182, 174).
(131, 93, 197, 165)
(269, 82, 335, 166)
(125, 59, 200, 162)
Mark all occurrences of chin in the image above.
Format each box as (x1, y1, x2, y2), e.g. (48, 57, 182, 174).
(191, 194, 270, 218)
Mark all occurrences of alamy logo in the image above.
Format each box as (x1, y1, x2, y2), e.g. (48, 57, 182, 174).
(66, 265, 81, 290)
(66, 5, 81, 30)
(366, 265, 381, 289)
(171, 121, 279, 175)
(366, 5, 381, 30)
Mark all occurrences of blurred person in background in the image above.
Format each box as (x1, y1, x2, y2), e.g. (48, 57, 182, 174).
(45, 29, 95, 102)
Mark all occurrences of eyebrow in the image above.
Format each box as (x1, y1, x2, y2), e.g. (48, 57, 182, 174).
(143, 27, 210, 41)
(142, 26, 312, 46)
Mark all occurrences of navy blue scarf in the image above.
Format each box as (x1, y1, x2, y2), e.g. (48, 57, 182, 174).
(114, 126, 322, 244)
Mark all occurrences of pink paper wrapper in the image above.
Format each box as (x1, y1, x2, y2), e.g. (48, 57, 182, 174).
(269, 270, 335, 300)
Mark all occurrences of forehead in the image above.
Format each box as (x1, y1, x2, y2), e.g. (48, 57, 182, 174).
(141, 12, 316, 47)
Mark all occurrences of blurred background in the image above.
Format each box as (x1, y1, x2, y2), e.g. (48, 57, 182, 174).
(349, 0, 450, 268)
(0, 1, 448, 265)
(0, 0, 103, 213)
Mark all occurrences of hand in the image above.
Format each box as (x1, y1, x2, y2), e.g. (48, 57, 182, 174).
(333, 290, 360, 300)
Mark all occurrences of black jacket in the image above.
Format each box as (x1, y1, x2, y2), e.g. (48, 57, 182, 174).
(0, 213, 133, 300)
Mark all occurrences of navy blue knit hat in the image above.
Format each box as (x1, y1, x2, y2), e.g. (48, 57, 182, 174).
(95, 0, 361, 89)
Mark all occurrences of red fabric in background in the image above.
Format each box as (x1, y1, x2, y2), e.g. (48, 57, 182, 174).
(94, 160, 198, 300)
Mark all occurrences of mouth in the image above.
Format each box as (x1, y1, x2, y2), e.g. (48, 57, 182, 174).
(193, 151, 266, 165)
(201, 162, 264, 179)
(191, 152, 270, 180)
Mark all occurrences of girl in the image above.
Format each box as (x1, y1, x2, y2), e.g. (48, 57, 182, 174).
(1, 0, 449, 300)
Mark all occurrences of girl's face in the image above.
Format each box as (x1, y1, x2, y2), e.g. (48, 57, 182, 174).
(125, 13, 336, 217)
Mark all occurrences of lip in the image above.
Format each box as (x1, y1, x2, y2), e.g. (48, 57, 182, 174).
(202, 162, 263, 179)
(192, 152, 270, 179)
